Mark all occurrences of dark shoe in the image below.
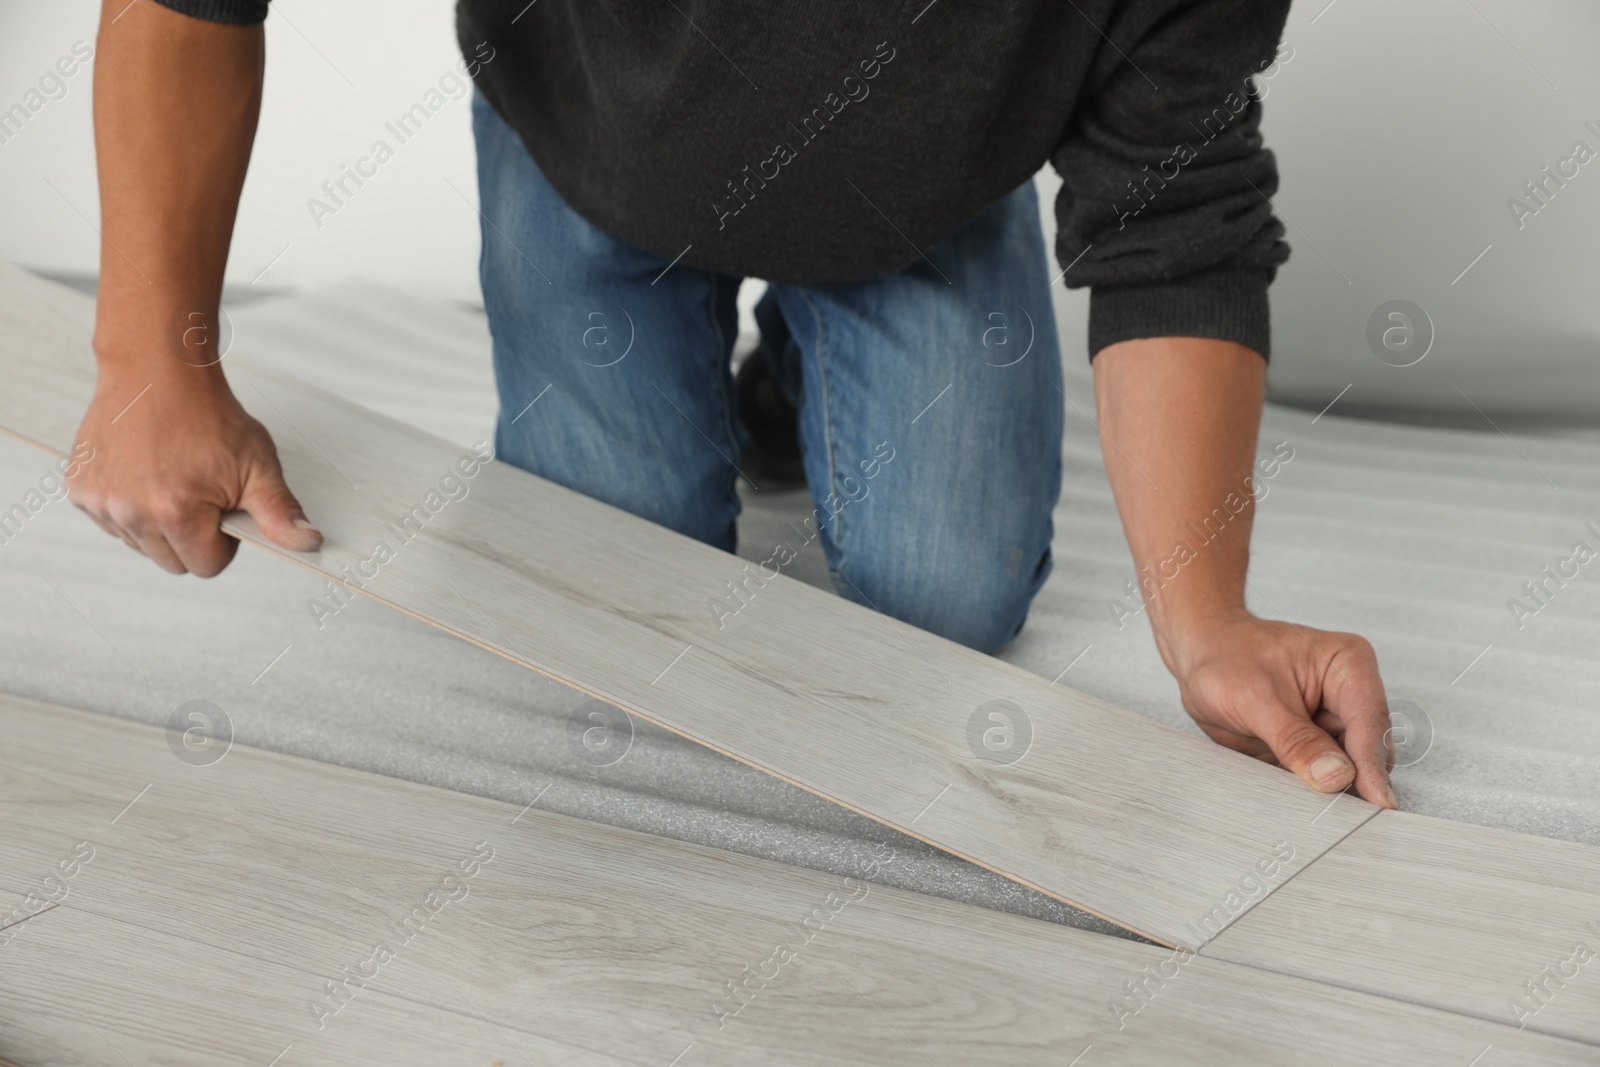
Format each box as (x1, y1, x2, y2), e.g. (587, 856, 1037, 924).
(735, 345, 807, 488)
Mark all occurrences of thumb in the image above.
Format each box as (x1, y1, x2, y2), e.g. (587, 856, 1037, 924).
(1255, 691, 1356, 795)
(240, 462, 323, 553)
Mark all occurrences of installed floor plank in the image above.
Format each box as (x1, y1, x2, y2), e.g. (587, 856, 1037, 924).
(1, 693, 1591, 1066)
(0, 263, 1376, 947)
(1204, 809, 1600, 1047)
(1, 906, 585, 1067)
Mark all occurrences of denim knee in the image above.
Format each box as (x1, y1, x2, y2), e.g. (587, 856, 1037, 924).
(492, 416, 741, 551)
(837, 534, 1052, 654)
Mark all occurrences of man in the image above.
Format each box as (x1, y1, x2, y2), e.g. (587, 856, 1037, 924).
(69, 0, 1396, 807)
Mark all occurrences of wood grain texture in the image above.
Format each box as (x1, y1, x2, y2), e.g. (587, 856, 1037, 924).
(1, 693, 1592, 1066)
(1204, 809, 1600, 1047)
(2, 905, 585, 1067)
(0, 263, 1377, 947)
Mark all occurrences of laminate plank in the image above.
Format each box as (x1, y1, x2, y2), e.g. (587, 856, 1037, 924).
(1, 693, 1592, 1066)
(0, 262, 1376, 946)
(0, 889, 46, 957)
(1204, 810, 1600, 1047)
(0, 905, 600, 1067)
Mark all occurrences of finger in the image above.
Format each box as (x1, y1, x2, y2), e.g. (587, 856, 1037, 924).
(1249, 679, 1356, 795)
(88, 508, 145, 557)
(1195, 720, 1274, 763)
(108, 503, 187, 574)
(78, 505, 127, 543)
(118, 529, 147, 556)
(1321, 640, 1397, 808)
(112, 525, 146, 555)
(128, 523, 188, 573)
(162, 500, 240, 578)
(1312, 705, 1397, 774)
(1342, 708, 1396, 808)
(239, 461, 323, 553)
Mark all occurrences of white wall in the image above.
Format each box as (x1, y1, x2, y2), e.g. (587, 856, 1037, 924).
(1259, 0, 1600, 424)
(0, 0, 483, 302)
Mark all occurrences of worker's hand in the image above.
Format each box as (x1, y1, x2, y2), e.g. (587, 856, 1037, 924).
(67, 359, 322, 576)
(1163, 609, 1397, 808)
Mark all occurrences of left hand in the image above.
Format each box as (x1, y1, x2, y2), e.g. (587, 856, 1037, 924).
(1161, 609, 1397, 808)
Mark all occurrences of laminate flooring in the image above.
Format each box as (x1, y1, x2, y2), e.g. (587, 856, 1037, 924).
(1203, 809, 1600, 1047)
(0, 264, 1375, 948)
(1, 692, 1591, 1066)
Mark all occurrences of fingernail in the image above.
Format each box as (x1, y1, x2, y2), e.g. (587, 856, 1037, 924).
(292, 517, 319, 533)
(1310, 753, 1351, 787)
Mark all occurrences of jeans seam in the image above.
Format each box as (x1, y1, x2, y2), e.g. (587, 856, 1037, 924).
(797, 289, 845, 580)
(706, 273, 743, 534)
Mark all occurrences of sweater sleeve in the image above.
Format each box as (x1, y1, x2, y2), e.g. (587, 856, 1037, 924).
(150, 0, 268, 24)
(1052, 0, 1293, 360)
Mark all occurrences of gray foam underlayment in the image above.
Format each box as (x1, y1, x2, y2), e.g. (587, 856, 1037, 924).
(2, 276, 1596, 945)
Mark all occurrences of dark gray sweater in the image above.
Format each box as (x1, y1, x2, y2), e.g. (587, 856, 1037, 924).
(158, 0, 1292, 357)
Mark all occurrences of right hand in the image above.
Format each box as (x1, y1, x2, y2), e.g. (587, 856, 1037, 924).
(68, 357, 323, 576)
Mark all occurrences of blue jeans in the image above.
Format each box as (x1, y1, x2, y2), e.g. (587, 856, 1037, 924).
(472, 95, 1063, 653)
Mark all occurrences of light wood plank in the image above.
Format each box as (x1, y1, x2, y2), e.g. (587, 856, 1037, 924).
(0, 263, 1376, 946)
(0, 905, 602, 1067)
(1, 693, 1592, 1066)
(1205, 810, 1600, 1047)
(0, 889, 45, 955)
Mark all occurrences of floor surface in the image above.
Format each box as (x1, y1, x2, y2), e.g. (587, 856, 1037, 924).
(0, 275, 1593, 941)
